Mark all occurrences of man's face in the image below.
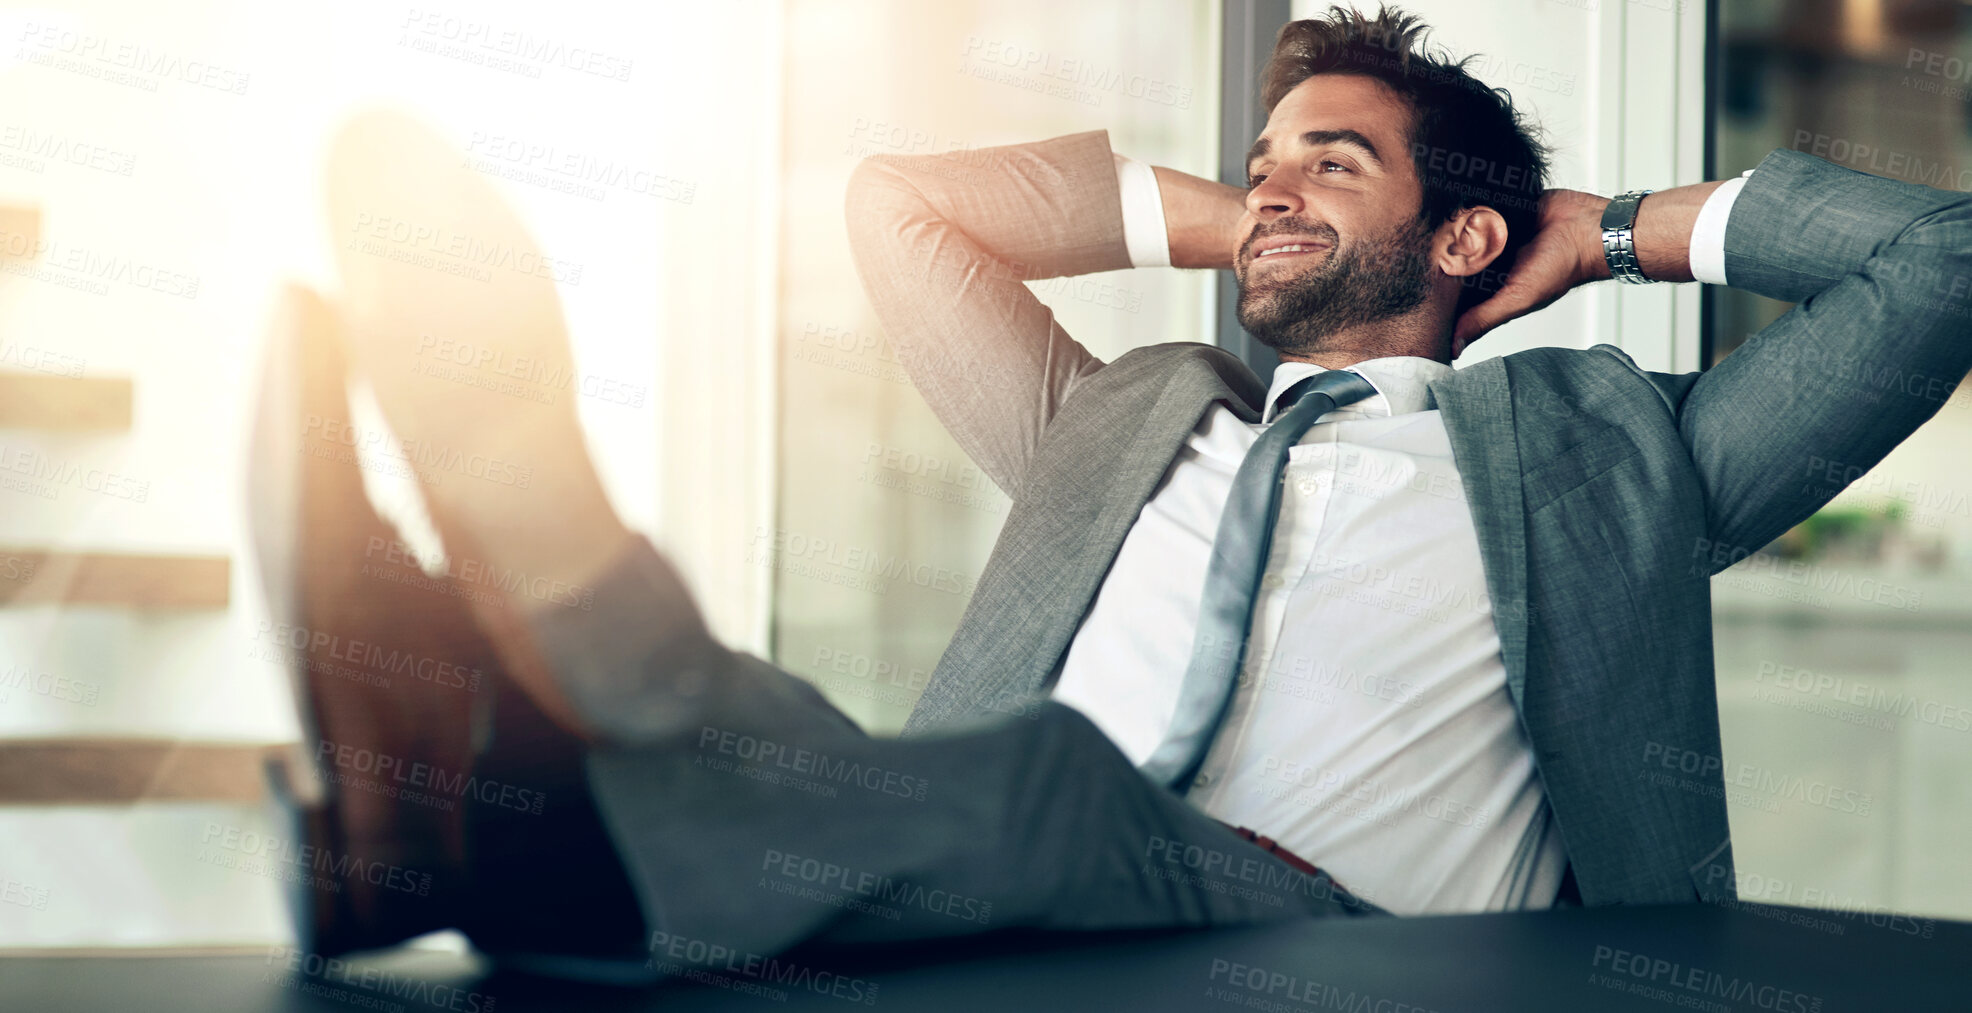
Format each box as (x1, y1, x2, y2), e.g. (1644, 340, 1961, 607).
(1235, 74, 1435, 357)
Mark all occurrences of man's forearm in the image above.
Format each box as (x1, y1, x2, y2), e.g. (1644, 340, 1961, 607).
(1151, 165, 1246, 270)
(1613, 181, 1728, 284)
(1477, 179, 1732, 294)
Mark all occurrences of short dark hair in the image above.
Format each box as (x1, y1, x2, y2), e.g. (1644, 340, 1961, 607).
(1260, 5, 1551, 313)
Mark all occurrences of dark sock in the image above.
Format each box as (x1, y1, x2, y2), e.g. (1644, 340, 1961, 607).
(461, 672, 649, 960)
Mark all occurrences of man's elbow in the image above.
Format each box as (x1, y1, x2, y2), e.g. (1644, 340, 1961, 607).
(843, 155, 926, 262)
(1884, 224, 1972, 322)
(843, 154, 892, 214)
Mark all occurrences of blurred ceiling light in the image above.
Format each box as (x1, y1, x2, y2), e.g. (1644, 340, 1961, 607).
(1843, 0, 1886, 55)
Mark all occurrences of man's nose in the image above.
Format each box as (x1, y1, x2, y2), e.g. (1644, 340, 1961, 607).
(1245, 175, 1303, 220)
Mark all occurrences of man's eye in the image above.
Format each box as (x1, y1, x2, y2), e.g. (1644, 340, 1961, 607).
(1320, 160, 1351, 173)
(1246, 173, 1268, 188)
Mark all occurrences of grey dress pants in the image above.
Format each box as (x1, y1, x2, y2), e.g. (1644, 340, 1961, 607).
(463, 536, 1379, 980)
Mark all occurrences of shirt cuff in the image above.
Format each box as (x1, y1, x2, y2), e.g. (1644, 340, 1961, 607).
(1113, 152, 1172, 268)
(1688, 168, 1755, 286)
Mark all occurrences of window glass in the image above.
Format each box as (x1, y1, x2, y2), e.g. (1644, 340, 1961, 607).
(1711, 0, 1972, 919)
(773, 0, 1221, 732)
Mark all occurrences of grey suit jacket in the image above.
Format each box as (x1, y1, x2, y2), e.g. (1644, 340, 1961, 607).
(844, 131, 1972, 908)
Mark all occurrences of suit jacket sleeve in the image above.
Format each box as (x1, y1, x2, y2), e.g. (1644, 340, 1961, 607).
(843, 130, 1131, 498)
(1662, 147, 1972, 573)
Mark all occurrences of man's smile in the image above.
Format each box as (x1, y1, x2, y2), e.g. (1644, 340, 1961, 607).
(1244, 234, 1334, 270)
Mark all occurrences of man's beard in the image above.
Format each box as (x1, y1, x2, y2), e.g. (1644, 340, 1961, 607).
(1235, 215, 1435, 356)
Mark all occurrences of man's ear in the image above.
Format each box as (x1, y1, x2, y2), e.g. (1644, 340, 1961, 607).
(1433, 206, 1509, 280)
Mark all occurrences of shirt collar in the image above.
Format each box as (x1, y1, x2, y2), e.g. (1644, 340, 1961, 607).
(1261, 356, 1452, 423)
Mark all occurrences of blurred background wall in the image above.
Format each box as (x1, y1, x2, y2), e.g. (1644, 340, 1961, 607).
(1704, 0, 1972, 923)
(0, 0, 775, 946)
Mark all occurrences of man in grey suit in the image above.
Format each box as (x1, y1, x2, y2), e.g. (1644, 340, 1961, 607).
(265, 4, 1970, 981)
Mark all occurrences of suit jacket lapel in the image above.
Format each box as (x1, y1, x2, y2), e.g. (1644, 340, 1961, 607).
(1035, 348, 1266, 689)
(1429, 356, 1532, 709)
(906, 346, 1265, 733)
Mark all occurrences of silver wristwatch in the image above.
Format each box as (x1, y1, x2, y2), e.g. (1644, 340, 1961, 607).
(1600, 189, 1655, 284)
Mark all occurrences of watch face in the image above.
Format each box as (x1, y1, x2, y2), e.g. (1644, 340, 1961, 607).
(1600, 193, 1642, 230)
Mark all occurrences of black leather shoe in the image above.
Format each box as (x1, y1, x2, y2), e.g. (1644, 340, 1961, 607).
(248, 284, 491, 954)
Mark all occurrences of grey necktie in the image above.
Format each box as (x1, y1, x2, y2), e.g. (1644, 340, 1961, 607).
(1138, 368, 1379, 791)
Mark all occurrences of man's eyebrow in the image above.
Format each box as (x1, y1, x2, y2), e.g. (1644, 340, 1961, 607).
(1244, 129, 1386, 174)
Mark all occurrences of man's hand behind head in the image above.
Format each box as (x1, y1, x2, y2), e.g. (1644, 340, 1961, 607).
(1450, 189, 1610, 357)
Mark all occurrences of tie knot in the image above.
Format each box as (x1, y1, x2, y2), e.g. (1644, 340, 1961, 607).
(1270, 369, 1378, 421)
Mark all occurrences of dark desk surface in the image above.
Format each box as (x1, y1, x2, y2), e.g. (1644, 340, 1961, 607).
(5, 902, 1962, 1012)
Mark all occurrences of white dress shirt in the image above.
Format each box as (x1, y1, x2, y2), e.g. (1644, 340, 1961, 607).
(1050, 156, 1751, 915)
